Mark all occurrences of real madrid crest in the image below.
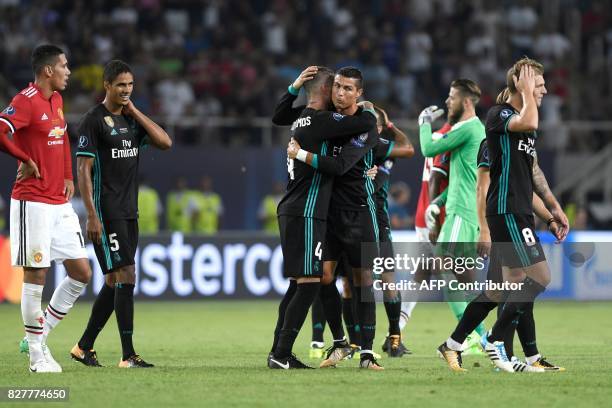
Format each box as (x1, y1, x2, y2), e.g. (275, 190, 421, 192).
(104, 116, 115, 128)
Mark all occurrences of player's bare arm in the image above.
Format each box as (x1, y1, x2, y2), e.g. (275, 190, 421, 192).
(375, 105, 414, 158)
(122, 100, 172, 150)
(77, 157, 102, 244)
(533, 193, 568, 243)
(507, 64, 539, 132)
(532, 156, 569, 240)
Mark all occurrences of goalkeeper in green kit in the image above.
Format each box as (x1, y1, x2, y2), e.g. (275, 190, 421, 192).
(418, 79, 487, 354)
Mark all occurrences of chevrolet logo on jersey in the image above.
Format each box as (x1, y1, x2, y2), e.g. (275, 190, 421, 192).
(48, 126, 65, 139)
(47, 126, 65, 146)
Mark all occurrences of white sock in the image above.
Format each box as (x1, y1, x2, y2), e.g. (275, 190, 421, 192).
(399, 302, 417, 331)
(22, 283, 44, 363)
(446, 337, 463, 351)
(525, 354, 541, 365)
(42, 277, 87, 344)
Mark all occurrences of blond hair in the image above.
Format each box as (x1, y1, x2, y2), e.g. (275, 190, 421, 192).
(496, 57, 544, 104)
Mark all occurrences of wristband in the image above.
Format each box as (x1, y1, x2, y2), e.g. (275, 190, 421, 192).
(386, 121, 394, 129)
(288, 85, 299, 96)
(546, 217, 556, 227)
(296, 149, 308, 162)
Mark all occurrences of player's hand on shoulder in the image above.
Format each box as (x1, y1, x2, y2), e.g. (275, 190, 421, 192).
(86, 215, 103, 245)
(292, 66, 318, 90)
(16, 159, 41, 181)
(63, 179, 75, 201)
(287, 137, 301, 159)
(418, 105, 444, 126)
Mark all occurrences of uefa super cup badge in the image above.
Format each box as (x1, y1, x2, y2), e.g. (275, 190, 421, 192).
(104, 116, 114, 128)
(57, 107, 64, 120)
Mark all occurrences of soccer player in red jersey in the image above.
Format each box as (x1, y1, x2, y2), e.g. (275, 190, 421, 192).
(0, 45, 92, 373)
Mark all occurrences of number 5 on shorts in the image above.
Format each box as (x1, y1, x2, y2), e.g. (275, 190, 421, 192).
(109, 233, 120, 251)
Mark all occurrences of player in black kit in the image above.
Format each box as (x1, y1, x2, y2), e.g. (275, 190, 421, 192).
(268, 66, 377, 369)
(292, 104, 415, 359)
(437, 58, 569, 373)
(70, 60, 172, 368)
(289, 68, 385, 370)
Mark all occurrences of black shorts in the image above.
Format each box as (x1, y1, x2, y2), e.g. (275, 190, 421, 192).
(487, 213, 546, 269)
(377, 208, 394, 261)
(486, 247, 503, 283)
(324, 207, 379, 269)
(94, 219, 139, 275)
(279, 215, 326, 278)
(335, 253, 351, 278)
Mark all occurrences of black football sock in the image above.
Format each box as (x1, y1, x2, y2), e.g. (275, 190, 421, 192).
(383, 291, 402, 336)
(342, 297, 357, 344)
(271, 280, 297, 353)
(115, 283, 136, 360)
(355, 285, 376, 353)
(311, 295, 326, 343)
(517, 301, 539, 358)
(78, 283, 115, 351)
(489, 278, 546, 342)
(319, 282, 345, 344)
(274, 282, 321, 359)
(498, 301, 518, 359)
(450, 291, 497, 344)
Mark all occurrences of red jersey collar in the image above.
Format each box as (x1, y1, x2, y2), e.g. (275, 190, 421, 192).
(28, 82, 56, 100)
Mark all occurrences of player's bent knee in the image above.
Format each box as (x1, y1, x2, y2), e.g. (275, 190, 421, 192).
(321, 271, 334, 285)
(23, 268, 48, 285)
(115, 265, 136, 284)
(64, 258, 92, 283)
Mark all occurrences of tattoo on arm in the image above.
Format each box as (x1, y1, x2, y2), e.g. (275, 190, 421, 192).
(532, 158, 556, 207)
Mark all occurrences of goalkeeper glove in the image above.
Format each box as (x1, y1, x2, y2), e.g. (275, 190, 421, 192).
(425, 203, 441, 230)
(418, 105, 445, 126)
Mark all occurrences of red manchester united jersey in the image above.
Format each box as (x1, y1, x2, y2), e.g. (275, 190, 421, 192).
(0, 83, 72, 204)
(415, 123, 451, 228)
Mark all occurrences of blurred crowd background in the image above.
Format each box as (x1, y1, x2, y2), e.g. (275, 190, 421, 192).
(0, 0, 611, 231)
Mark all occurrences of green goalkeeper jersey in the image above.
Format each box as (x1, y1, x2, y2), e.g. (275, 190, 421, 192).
(419, 116, 485, 223)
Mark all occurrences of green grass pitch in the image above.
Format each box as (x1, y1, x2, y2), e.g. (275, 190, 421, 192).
(0, 301, 610, 407)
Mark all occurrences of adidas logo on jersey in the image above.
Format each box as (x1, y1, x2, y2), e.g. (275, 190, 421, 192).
(41, 113, 48, 120)
(111, 129, 118, 136)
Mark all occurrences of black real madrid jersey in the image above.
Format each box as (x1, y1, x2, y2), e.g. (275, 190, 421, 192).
(76, 104, 148, 220)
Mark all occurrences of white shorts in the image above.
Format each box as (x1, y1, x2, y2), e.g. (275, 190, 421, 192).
(10, 198, 87, 267)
